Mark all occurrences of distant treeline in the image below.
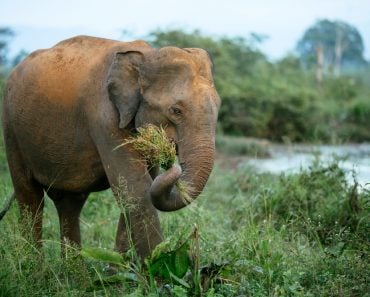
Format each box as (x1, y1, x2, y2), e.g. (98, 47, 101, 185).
(1, 20, 370, 143)
(148, 24, 370, 143)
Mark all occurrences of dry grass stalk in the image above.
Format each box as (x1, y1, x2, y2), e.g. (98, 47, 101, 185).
(176, 180, 194, 205)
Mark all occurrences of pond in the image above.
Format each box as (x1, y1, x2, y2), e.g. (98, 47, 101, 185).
(246, 143, 370, 189)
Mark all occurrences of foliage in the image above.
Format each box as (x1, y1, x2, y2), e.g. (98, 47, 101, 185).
(0, 150, 369, 296)
(147, 28, 370, 143)
(296, 19, 367, 69)
(11, 49, 28, 67)
(147, 239, 190, 281)
(1, 27, 370, 143)
(216, 135, 270, 157)
(0, 23, 369, 296)
(256, 160, 368, 246)
(0, 77, 7, 173)
(0, 27, 14, 69)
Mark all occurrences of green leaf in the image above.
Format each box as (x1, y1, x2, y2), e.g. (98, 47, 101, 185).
(172, 284, 189, 297)
(80, 247, 123, 265)
(86, 272, 138, 292)
(93, 272, 138, 285)
(148, 242, 190, 280)
(174, 243, 191, 278)
(169, 272, 191, 289)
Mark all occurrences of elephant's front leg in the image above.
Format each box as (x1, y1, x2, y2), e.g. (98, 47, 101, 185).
(98, 137, 163, 260)
(114, 194, 162, 260)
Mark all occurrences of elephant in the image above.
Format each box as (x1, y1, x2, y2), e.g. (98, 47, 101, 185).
(1, 35, 220, 260)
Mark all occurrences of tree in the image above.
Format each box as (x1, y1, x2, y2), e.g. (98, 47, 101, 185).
(296, 19, 367, 73)
(0, 27, 14, 69)
(147, 29, 266, 95)
(146, 29, 268, 135)
(12, 49, 28, 67)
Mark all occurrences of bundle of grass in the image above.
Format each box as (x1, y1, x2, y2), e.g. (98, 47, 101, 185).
(116, 124, 192, 204)
(116, 124, 176, 170)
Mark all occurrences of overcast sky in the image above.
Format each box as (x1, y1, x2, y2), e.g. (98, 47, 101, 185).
(1, 0, 370, 60)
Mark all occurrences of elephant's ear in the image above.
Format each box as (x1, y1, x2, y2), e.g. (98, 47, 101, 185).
(107, 51, 144, 129)
(183, 48, 215, 76)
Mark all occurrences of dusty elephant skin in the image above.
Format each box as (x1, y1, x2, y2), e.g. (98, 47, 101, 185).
(1, 35, 221, 260)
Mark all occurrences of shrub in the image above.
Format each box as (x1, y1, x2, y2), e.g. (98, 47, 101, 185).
(149, 29, 370, 143)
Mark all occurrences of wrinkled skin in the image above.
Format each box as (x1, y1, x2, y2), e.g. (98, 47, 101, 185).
(2, 36, 220, 259)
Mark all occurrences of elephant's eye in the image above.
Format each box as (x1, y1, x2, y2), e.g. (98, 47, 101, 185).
(170, 107, 182, 117)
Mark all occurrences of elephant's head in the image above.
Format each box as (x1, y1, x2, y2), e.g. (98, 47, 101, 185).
(107, 46, 220, 211)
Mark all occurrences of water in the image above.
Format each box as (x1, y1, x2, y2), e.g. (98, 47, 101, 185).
(246, 144, 370, 188)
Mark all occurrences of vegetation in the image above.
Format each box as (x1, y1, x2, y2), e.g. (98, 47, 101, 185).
(0, 27, 14, 70)
(296, 19, 368, 70)
(148, 26, 370, 143)
(0, 20, 369, 296)
(0, 151, 369, 296)
(1, 21, 370, 143)
(216, 135, 270, 157)
(116, 124, 177, 170)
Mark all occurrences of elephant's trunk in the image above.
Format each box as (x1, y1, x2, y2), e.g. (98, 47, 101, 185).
(149, 137, 215, 211)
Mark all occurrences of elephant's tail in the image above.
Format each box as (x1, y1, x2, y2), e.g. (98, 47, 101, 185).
(0, 193, 15, 221)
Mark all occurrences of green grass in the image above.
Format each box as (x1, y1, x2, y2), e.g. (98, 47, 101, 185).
(0, 156, 369, 296)
(216, 134, 270, 157)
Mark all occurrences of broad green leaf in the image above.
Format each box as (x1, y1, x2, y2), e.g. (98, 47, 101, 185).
(169, 272, 191, 289)
(148, 252, 173, 279)
(148, 242, 190, 280)
(93, 272, 138, 285)
(174, 243, 190, 277)
(86, 272, 138, 292)
(80, 247, 123, 265)
(172, 284, 189, 297)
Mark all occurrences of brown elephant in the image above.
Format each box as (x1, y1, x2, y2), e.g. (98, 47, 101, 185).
(1, 35, 220, 259)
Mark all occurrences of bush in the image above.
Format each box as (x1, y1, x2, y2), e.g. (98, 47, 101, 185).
(216, 134, 270, 157)
(148, 29, 370, 143)
(234, 159, 370, 248)
(1, 156, 369, 296)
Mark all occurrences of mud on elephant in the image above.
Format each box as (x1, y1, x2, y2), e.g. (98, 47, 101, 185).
(1, 35, 220, 259)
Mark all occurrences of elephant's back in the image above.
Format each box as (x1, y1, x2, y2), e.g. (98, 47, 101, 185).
(6, 36, 118, 107)
(6, 35, 151, 108)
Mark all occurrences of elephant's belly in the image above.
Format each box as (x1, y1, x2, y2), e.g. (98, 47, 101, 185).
(10, 107, 109, 192)
(32, 155, 109, 193)
(18, 135, 109, 193)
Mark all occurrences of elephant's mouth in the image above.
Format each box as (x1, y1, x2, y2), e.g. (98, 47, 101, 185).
(168, 137, 179, 156)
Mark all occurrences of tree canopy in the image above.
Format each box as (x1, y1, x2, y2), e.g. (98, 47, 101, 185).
(146, 28, 370, 142)
(0, 27, 14, 68)
(296, 19, 367, 70)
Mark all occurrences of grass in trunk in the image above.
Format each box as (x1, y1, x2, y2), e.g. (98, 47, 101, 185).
(116, 124, 193, 204)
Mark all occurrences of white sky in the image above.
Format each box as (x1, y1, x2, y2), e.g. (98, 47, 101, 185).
(1, 0, 370, 60)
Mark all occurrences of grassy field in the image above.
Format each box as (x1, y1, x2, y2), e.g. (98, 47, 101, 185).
(0, 143, 369, 296)
(0, 76, 368, 295)
(1, 27, 369, 296)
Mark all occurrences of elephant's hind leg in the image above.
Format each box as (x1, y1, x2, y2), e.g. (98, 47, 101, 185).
(48, 190, 88, 256)
(15, 182, 45, 248)
(4, 134, 45, 247)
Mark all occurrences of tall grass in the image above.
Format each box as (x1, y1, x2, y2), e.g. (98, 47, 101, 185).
(0, 82, 368, 294)
(0, 157, 368, 296)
